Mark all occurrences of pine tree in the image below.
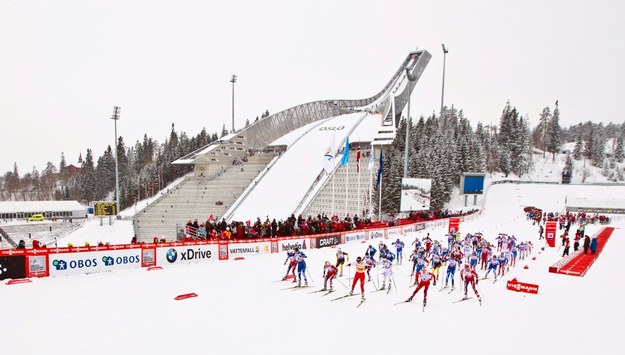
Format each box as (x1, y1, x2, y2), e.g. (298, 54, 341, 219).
(536, 107, 551, 157)
(79, 149, 97, 203)
(614, 135, 624, 163)
(547, 101, 561, 161)
(573, 131, 583, 160)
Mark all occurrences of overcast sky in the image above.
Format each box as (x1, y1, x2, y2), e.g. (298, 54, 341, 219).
(1, 0, 623, 175)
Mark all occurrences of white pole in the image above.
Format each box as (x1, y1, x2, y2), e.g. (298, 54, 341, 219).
(357, 147, 361, 217)
(369, 146, 374, 219)
(378, 167, 383, 221)
(345, 156, 349, 218)
(332, 171, 335, 217)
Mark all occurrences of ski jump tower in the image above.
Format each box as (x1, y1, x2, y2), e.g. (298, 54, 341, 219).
(133, 49, 430, 240)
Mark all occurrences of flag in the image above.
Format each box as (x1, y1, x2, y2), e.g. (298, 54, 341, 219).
(376, 148, 384, 187)
(367, 145, 375, 170)
(323, 134, 336, 173)
(356, 144, 361, 173)
(341, 136, 350, 166)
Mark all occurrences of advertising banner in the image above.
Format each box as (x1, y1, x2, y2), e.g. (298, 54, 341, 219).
(228, 241, 271, 257)
(156, 244, 218, 266)
(0, 255, 26, 280)
(415, 223, 426, 231)
(344, 232, 366, 243)
(277, 238, 308, 253)
(545, 221, 557, 247)
(271, 241, 279, 253)
(448, 217, 460, 234)
(402, 226, 413, 234)
(506, 278, 539, 294)
(369, 230, 385, 240)
(141, 247, 156, 268)
(315, 235, 340, 249)
(48, 249, 142, 276)
(387, 228, 400, 238)
(27, 254, 48, 277)
(218, 242, 228, 261)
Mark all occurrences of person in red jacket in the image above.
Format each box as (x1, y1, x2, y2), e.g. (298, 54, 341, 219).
(460, 263, 481, 302)
(406, 267, 434, 306)
(347, 257, 366, 300)
(322, 261, 338, 291)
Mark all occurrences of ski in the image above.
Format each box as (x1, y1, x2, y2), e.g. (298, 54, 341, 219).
(372, 288, 387, 293)
(493, 278, 498, 284)
(479, 277, 489, 281)
(291, 285, 310, 290)
(448, 287, 455, 294)
(394, 300, 410, 306)
(386, 286, 392, 295)
(331, 294, 358, 301)
(322, 290, 335, 297)
(307, 289, 327, 294)
(453, 297, 473, 303)
(438, 286, 450, 292)
(356, 298, 366, 308)
(422, 302, 426, 312)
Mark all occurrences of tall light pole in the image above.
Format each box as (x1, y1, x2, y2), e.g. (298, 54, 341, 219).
(111, 106, 121, 216)
(440, 44, 449, 118)
(404, 67, 417, 178)
(230, 74, 237, 133)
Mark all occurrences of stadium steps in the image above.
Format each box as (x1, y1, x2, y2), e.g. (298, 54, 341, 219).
(133, 152, 275, 242)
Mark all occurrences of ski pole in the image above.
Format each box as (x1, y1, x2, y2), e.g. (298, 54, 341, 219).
(306, 268, 314, 283)
(335, 276, 349, 290)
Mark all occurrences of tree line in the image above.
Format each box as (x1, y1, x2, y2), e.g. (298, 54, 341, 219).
(0, 103, 623, 215)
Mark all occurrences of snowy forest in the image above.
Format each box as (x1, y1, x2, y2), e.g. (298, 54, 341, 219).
(0, 102, 623, 215)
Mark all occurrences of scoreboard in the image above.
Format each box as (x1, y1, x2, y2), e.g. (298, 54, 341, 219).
(94, 202, 117, 216)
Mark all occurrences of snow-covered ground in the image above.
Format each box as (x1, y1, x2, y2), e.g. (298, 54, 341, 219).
(2, 182, 625, 355)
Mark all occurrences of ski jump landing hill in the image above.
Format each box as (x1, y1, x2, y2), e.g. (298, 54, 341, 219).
(133, 49, 431, 241)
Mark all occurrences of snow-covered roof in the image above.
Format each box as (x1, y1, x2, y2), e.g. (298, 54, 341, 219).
(0, 200, 85, 214)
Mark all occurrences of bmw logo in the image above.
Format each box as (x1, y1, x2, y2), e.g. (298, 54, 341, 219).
(166, 248, 178, 263)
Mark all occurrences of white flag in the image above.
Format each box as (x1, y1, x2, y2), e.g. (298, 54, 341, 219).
(367, 145, 375, 170)
(323, 134, 336, 173)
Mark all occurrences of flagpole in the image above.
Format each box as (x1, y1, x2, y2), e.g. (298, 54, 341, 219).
(332, 169, 335, 217)
(378, 168, 383, 221)
(357, 144, 361, 217)
(345, 162, 348, 218)
(369, 146, 374, 219)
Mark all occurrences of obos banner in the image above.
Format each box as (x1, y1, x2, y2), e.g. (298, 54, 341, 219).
(48, 249, 142, 276)
(345, 232, 366, 243)
(156, 244, 217, 265)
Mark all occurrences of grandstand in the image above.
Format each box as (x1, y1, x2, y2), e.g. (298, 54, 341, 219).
(133, 49, 431, 242)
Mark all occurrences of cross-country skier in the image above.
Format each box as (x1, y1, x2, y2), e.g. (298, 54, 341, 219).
(294, 248, 308, 287)
(445, 256, 459, 288)
(347, 256, 367, 300)
(379, 251, 394, 290)
(484, 255, 499, 279)
(468, 252, 479, 270)
(430, 252, 443, 286)
(365, 245, 377, 260)
(391, 238, 405, 264)
(322, 261, 338, 291)
(336, 248, 349, 277)
(460, 264, 481, 302)
(497, 252, 508, 277)
(406, 267, 434, 306)
(364, 254, 376, 282)
(283, 250, 297, 282)
(412, 255, 429, 285)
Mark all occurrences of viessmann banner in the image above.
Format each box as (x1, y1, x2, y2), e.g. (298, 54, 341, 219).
(156, 244, 218, 265)
(48, 249, 142, 276)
